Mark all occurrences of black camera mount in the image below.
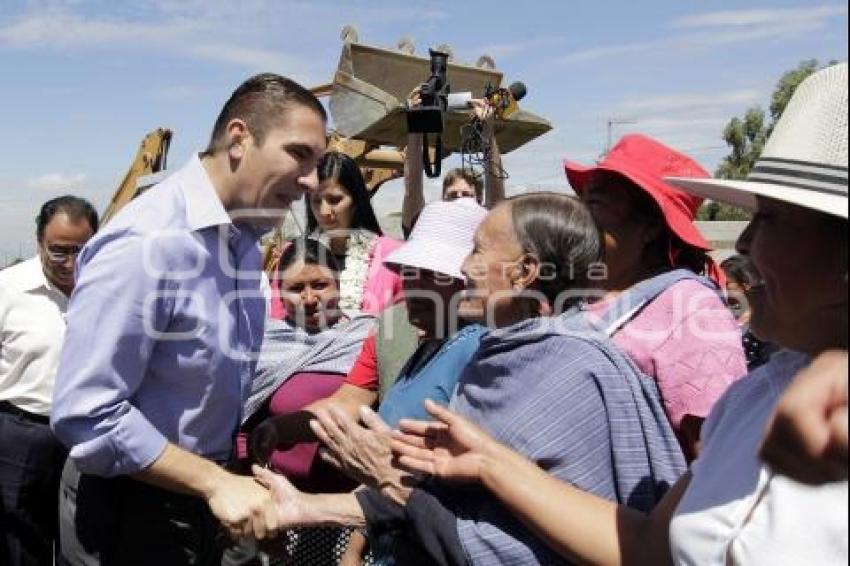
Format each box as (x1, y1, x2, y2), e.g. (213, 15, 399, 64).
(406, 49, 450, 177)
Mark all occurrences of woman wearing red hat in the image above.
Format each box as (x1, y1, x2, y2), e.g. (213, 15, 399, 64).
(390, 64, 848, 565)
(563, 134, 747, 461)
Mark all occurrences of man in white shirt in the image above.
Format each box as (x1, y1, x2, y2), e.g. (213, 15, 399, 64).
(0, 195, 97, 566)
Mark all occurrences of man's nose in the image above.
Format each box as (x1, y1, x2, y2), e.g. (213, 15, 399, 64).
(299, 168, 320, 194)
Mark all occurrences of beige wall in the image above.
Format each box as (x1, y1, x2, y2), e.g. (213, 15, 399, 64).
(695, 221, 748, 262)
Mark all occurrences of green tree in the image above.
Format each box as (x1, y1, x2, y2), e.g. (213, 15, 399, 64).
(698, 59, 829, 221)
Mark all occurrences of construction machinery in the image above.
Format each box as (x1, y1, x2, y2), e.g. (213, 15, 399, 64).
(101, 28, 552, 222)
(321, 29, 551, 190)
(101, 128, 172, 225)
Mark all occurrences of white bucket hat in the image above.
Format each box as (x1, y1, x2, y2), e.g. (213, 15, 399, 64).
(668, 63, 848, 219)
(384, 198, 488, 279)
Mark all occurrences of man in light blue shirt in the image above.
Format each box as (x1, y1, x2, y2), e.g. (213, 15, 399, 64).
(51, 73, 327, 565)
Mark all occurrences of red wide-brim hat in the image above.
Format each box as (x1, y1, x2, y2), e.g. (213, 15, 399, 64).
(564, 134, 712, 251)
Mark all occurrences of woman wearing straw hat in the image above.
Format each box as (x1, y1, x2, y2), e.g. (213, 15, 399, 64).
(564, 134, 748, 462)
(389, 63, 848, 565)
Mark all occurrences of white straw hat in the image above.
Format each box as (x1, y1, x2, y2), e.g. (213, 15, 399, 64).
(668, 63, 848, 219)
(384, 198, 488, 279)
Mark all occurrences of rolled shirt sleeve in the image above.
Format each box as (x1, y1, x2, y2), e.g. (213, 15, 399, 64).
(51, 156, 265, 478)
(51, 232, 172, 476)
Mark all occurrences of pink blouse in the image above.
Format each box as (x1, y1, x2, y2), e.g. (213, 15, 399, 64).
(592, 279, 747, 432)
(360, 236, 404, 315)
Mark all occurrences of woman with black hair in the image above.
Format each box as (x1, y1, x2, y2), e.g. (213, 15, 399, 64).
(269, 151, 403, 319)
(232, 238, 375, 565)
(565, 134, 747, 462)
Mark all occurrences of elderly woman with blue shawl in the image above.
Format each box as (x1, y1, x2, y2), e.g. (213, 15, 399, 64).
(251, 192, 689, 565)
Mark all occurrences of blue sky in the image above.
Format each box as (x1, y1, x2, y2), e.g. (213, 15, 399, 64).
(0, 0, 847, 262)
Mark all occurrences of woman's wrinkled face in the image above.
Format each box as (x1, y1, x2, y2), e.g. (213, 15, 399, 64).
(581, 174, 660, 288)
(459, 204, 525, 327)
(737, 197, 848, 352)
(310, 180, 355, 233)
(280, 260, 341, 331)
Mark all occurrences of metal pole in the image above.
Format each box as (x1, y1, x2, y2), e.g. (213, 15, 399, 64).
(604, 117, 638, 156)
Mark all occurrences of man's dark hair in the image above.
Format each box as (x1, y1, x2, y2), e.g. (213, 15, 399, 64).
(278, 237, 340, 276)
(36, 195, 99, 241)
(442, 167, 483, 202)
(203, 73, 327, 155)
(510, 192, 603, 308)
(306, 151, 384, 236)
(721, 254, 762, 288)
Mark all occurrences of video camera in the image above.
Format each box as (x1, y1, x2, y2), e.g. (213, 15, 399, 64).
(406, 49, 451, 135)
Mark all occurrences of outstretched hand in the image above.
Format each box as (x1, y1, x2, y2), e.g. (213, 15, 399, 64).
(390, 399, 500, 484)
(311, 405, 415, 504)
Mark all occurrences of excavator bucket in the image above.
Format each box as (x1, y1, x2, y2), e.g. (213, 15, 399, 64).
(328, 42, 551, 154)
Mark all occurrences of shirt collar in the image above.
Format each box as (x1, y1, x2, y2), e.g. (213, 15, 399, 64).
(15, 256, 52, 292)
(181, 153, 233, 232)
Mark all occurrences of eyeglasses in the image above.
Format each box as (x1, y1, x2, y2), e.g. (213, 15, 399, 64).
(43, 244, 83, 263)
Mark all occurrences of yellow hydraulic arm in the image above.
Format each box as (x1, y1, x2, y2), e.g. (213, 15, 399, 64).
(101, 128, 172, 225)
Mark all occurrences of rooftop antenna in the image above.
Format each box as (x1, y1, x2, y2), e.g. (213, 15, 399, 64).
(604, 117, 637, 157)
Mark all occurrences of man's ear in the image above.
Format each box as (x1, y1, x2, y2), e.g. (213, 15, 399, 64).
(225, 119, 250, 161)
(512, 253, 541, 291)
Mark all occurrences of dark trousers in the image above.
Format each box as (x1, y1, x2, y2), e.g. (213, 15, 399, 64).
(58, 460, 225, 566)
(0, 403, 67, 566)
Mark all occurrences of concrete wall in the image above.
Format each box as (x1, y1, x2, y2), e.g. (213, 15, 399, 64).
(695, 221, 748, 262)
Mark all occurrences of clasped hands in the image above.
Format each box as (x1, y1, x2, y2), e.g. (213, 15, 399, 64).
(225, 399, 504, 541)
(223, 404, 419, 541)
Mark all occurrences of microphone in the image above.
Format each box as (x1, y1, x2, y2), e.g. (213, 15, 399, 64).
(484, 81, 527, 119)
(507, 81, 527, 101)
(445, 81, 528, 117)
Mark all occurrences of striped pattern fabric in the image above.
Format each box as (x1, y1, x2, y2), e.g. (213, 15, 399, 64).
(242, 314, 374, 423)
(450, 310, 688, 565)
(750, 157, 848, 196)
